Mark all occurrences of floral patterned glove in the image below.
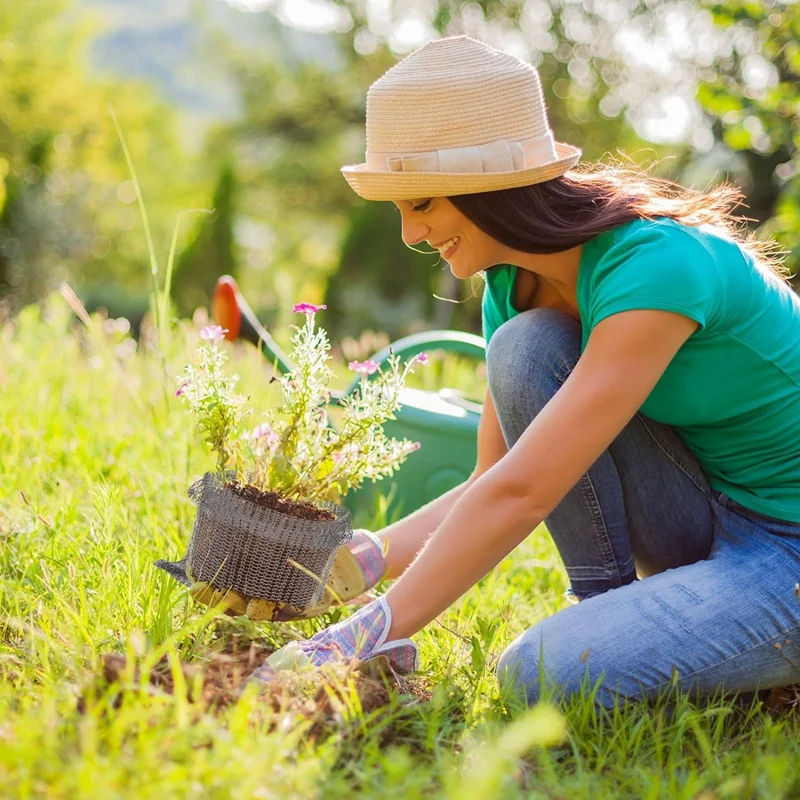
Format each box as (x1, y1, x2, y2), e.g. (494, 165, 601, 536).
(245, 596, 418, 689)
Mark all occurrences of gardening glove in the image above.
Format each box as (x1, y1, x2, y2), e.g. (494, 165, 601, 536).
(154, 529, 387, 621)
(243, 595, 419, 691)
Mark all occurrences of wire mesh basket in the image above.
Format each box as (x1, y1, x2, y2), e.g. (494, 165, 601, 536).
(181, 472, 354, 609)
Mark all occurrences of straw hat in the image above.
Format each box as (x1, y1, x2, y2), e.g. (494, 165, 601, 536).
(341, 36, 581, 201)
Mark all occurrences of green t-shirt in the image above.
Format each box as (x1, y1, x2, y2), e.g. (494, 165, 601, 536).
(482, 216, 800, 522)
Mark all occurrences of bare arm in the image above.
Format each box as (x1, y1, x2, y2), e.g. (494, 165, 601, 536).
(378, 388, 508, 578)
(384, 310, 699, 639)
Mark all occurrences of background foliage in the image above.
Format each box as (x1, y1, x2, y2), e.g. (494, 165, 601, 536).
(0, 0, 797, 339)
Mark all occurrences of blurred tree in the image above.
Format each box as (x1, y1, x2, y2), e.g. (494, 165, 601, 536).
(318, 0, 798, 296)
(696, 0, 799, 276)
(198, 17, 396, 334)
(171, 161, 239, 316)
(326, 200, 438, 337)
(0, 0, 203, 313)
(209, 2, 660, 338)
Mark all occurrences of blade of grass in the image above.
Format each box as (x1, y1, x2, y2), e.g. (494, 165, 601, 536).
(109, 105, 162, 340)
(160, 209, 212, 347)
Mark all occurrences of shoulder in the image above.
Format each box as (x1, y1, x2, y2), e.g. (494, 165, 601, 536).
(587, 217, 734, 292)
(600, 217, 724, 265)
(581, 218, 734, 332)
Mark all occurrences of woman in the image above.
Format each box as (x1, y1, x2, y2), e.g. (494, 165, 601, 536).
(249, 35, 800, 708)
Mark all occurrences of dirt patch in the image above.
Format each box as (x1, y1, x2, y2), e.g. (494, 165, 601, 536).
(227, 484, 335, 521)
(78, 637, 270, 712)
(78, 635, 430, 738)
(767, 685, 800, 715)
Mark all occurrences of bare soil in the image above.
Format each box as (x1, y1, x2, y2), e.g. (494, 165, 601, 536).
(78, 635, 431, 740)
(78, 637, 271, 712)
(227, 483, 335, 521)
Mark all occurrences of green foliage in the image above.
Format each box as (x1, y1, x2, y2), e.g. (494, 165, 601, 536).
(0, 0, 203, 311)
(202, 21, 396, 331)
(327, 201, 447, 339)
(698, 0, 800, 275)
(3, 0, 797, 331)
(172, 162, 239, 317)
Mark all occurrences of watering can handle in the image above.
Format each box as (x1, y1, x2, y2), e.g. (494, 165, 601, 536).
(340, 330, 486, 398)
(371, 330, 485, 363)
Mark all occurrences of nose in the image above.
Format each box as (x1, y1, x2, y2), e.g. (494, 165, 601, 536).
(400, 212, 429, 248)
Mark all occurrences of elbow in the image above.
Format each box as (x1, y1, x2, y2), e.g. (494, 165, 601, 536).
(478, 467, 549, 531)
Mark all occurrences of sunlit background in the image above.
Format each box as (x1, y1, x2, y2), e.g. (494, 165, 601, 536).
(0, 0, 797, 340)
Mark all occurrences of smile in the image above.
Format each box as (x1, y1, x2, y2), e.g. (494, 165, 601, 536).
(436, 236, 460, 258)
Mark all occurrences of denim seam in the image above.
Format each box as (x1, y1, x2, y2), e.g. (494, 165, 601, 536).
(624, 622, 800, 702)
(575, 471, 624, 585)
(554, 357, 578, 386)
(566, 566, 634, 576)
(637, 415, 711, 498)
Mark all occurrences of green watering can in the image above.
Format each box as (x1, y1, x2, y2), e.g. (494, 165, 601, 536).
(211, 276, 485, 518)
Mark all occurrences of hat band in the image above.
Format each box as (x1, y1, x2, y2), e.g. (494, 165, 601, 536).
(365, 132, 558, 176)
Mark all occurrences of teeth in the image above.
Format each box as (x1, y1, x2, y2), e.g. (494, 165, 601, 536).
(438, 237, 459, 254)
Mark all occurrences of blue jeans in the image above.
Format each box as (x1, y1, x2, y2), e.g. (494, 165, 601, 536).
(488, 309, 800, 708)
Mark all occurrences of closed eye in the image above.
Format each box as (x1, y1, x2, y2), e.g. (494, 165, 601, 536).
(412, 198, 432, 213)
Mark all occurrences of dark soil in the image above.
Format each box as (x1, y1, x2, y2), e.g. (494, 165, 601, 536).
(78, 637, 272, 712)
(227, 483, 335, 521)
(78, 635, 431, 742)
(767, 685, 800, 714)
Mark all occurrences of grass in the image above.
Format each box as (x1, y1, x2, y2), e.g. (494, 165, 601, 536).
(1, 296, 799, 800)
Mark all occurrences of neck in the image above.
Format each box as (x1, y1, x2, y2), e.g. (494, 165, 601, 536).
(510, 244, 582, 283)
(498, 243, 583, 288)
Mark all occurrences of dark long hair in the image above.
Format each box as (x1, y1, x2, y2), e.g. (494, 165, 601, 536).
(448, 160, 786, 277)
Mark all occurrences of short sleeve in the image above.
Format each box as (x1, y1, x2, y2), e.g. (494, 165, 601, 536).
(586, 222, 723, 333)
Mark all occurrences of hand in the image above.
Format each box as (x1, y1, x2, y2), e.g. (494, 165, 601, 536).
(155, 529, 387, 621)
(244, 596, 419, 690)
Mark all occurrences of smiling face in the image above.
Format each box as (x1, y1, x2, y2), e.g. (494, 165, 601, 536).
(392, 197, 506, 280)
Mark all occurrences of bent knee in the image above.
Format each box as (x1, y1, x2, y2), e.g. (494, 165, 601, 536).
(487, 308, 579, 374)
(497, 632, 543, 708)
(486, 309, 581, 407)
(496, 617, 597, 708)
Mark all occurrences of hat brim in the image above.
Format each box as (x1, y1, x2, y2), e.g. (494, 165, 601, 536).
(341, 142, 581, 201)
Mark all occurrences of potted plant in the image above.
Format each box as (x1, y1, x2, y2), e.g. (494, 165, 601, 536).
(157, 303, 426, 611)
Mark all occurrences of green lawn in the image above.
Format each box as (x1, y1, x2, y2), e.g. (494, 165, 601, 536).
(1, 298, 798, 799)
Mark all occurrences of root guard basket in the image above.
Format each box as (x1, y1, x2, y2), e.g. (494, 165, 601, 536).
(180, 473, 354, 609)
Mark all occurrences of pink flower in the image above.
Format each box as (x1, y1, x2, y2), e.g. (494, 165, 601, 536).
(175, 381, 190, 397)
(409, 441, 421, 451)
(251, 422, 279, 452)
(349, 359, 380, 376)
(292, 302, 327, 315)
(200, 325, 229, 341)
(252, 422, 272, 439)
(412, 353, 430, 366)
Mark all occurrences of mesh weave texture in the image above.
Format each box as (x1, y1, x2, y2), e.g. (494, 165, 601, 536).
(184, 473, 353, 609)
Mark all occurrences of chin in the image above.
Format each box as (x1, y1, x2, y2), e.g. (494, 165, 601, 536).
(448, 259, 483, 281)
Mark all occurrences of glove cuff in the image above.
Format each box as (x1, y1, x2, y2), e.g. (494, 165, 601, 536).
(348, 529, 387, 590)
